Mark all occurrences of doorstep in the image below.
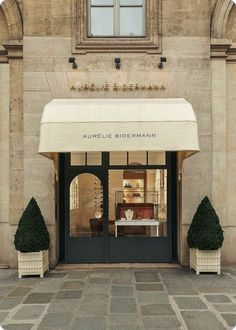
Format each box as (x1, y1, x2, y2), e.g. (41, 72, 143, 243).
(55, 263, 180, 270)
(0, 264, 9, 269)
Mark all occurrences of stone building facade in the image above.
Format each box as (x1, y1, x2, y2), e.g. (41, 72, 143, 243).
(0, 0, 236, 268)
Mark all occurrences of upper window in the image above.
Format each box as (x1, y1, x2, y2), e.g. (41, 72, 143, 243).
(89, 0, 145, 37)
(73, 0, 161, 54)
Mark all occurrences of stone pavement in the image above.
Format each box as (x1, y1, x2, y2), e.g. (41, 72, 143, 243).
(0, 266, 236, 329)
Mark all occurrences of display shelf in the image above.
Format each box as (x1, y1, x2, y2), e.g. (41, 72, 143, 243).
(123, 178, 145, 203)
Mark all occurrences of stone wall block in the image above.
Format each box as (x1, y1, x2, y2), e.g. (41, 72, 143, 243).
(0, 223, 10, 264)
(46, 72, 71, 98)
(163, 37, 210, 58)
(197, 112, 212, 136)
(24, 72, 50, 91)
(24, 113, 42, 136)
(47, 224, 58, 268)
(186, 70, 211, 92)
(24, 135, 41, 160)
(24, 91, 52, 115)
(24, 37, 72, 57)
(221, 227, 236, 264)
(24, 57, 54, 72)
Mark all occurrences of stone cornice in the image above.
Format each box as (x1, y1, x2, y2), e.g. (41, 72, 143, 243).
(0, 48, 8, 63)
(211, 38, 232, 58)
(2, 39, 23, 59)
(227, 43, 236, 62)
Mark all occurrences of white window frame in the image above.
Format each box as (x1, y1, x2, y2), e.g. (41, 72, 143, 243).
(88, 0, 146, 37)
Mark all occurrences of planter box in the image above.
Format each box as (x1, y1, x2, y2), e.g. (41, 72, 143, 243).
(18, 250, 49, 278)
(190, 248, 221, 275)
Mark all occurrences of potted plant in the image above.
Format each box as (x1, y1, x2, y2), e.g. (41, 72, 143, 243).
(187, 196, 224, 275)
(14, 197, 50, 278)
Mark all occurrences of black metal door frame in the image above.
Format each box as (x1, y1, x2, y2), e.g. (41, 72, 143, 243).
(59, 152, 177, 263)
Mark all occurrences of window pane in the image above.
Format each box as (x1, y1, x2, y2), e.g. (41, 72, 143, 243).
(87, 152, 102, 166)
(120, 7, 143, 36)
(148, 152, 166, 165)
(91, 8, 113, 36)
(109, 169, 167, 237)
(128, 151, 146, 165)
(70, 174, 103, 238)
(71, 153, 86, 166)
(91, 0, 113, 5)
(110, 152, 127, 165)
(120, 0, 143, 5)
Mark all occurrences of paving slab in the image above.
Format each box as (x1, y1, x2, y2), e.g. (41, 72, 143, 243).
(140, 304, 175, 316)
(0, 298, 22, 310)
(205, 294, 231, 303)
(71, 316, 106, 330)
(11, 304, 46, 320)
(67, 272, 88, 280)
(142, 316, 181, 328)
(164, 281, 199, 295)
(88, 277, 110, 284)
(23, 292, 54, 304)
(55, 290, 82, 299)
(61, 280, 84, 289)
(111, 285, 134, 297)
(220, 313, 236, 327)
(134, 272, 160, 282)
(89, 272, 111, 279)
(45, 272, 68, 278)
(32, 279, 63, 293)
(85, 284, 110, 293)
(0, 311, 8, 322)
(174, 296, 207, 310)
(213, 303, 236, 312)
(109, 313, 141, 326)
(110, 298, 137, 313)
(47, 299, 80, 313)
(109, 325, 142, 330)
(83, 293, 109, 304)
(2, 324, 34, 330)
(181, 311, 226, 330)
(79, 302, 108, 316)
(137, 292, 169, 305)
(0, 286, 16, 296)
(38, 312, 73, 327)
(8, 287, 31, 297)
(136, 283, 165, 291)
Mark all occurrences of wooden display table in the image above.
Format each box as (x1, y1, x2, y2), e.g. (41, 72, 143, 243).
(115, 220, 159, 238)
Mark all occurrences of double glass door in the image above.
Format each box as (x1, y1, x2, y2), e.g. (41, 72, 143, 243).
(60, 153, 177, 263)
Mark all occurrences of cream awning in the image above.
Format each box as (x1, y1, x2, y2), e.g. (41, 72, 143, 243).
(39, 98, 199, 159)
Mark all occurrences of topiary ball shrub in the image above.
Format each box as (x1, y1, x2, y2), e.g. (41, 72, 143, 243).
(187, 196, 224, 250)
(14, 197, 50, 253)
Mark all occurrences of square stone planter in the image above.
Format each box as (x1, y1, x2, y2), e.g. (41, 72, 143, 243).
(18, 250, 49, 278)
(190, 248, 221, 275)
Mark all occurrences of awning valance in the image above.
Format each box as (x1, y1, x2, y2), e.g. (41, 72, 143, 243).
(39, 98, 199, 159)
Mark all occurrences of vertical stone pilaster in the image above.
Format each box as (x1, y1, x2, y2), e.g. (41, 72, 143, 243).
(211, 39, 230, 225)
(3, 40, 23, 267)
